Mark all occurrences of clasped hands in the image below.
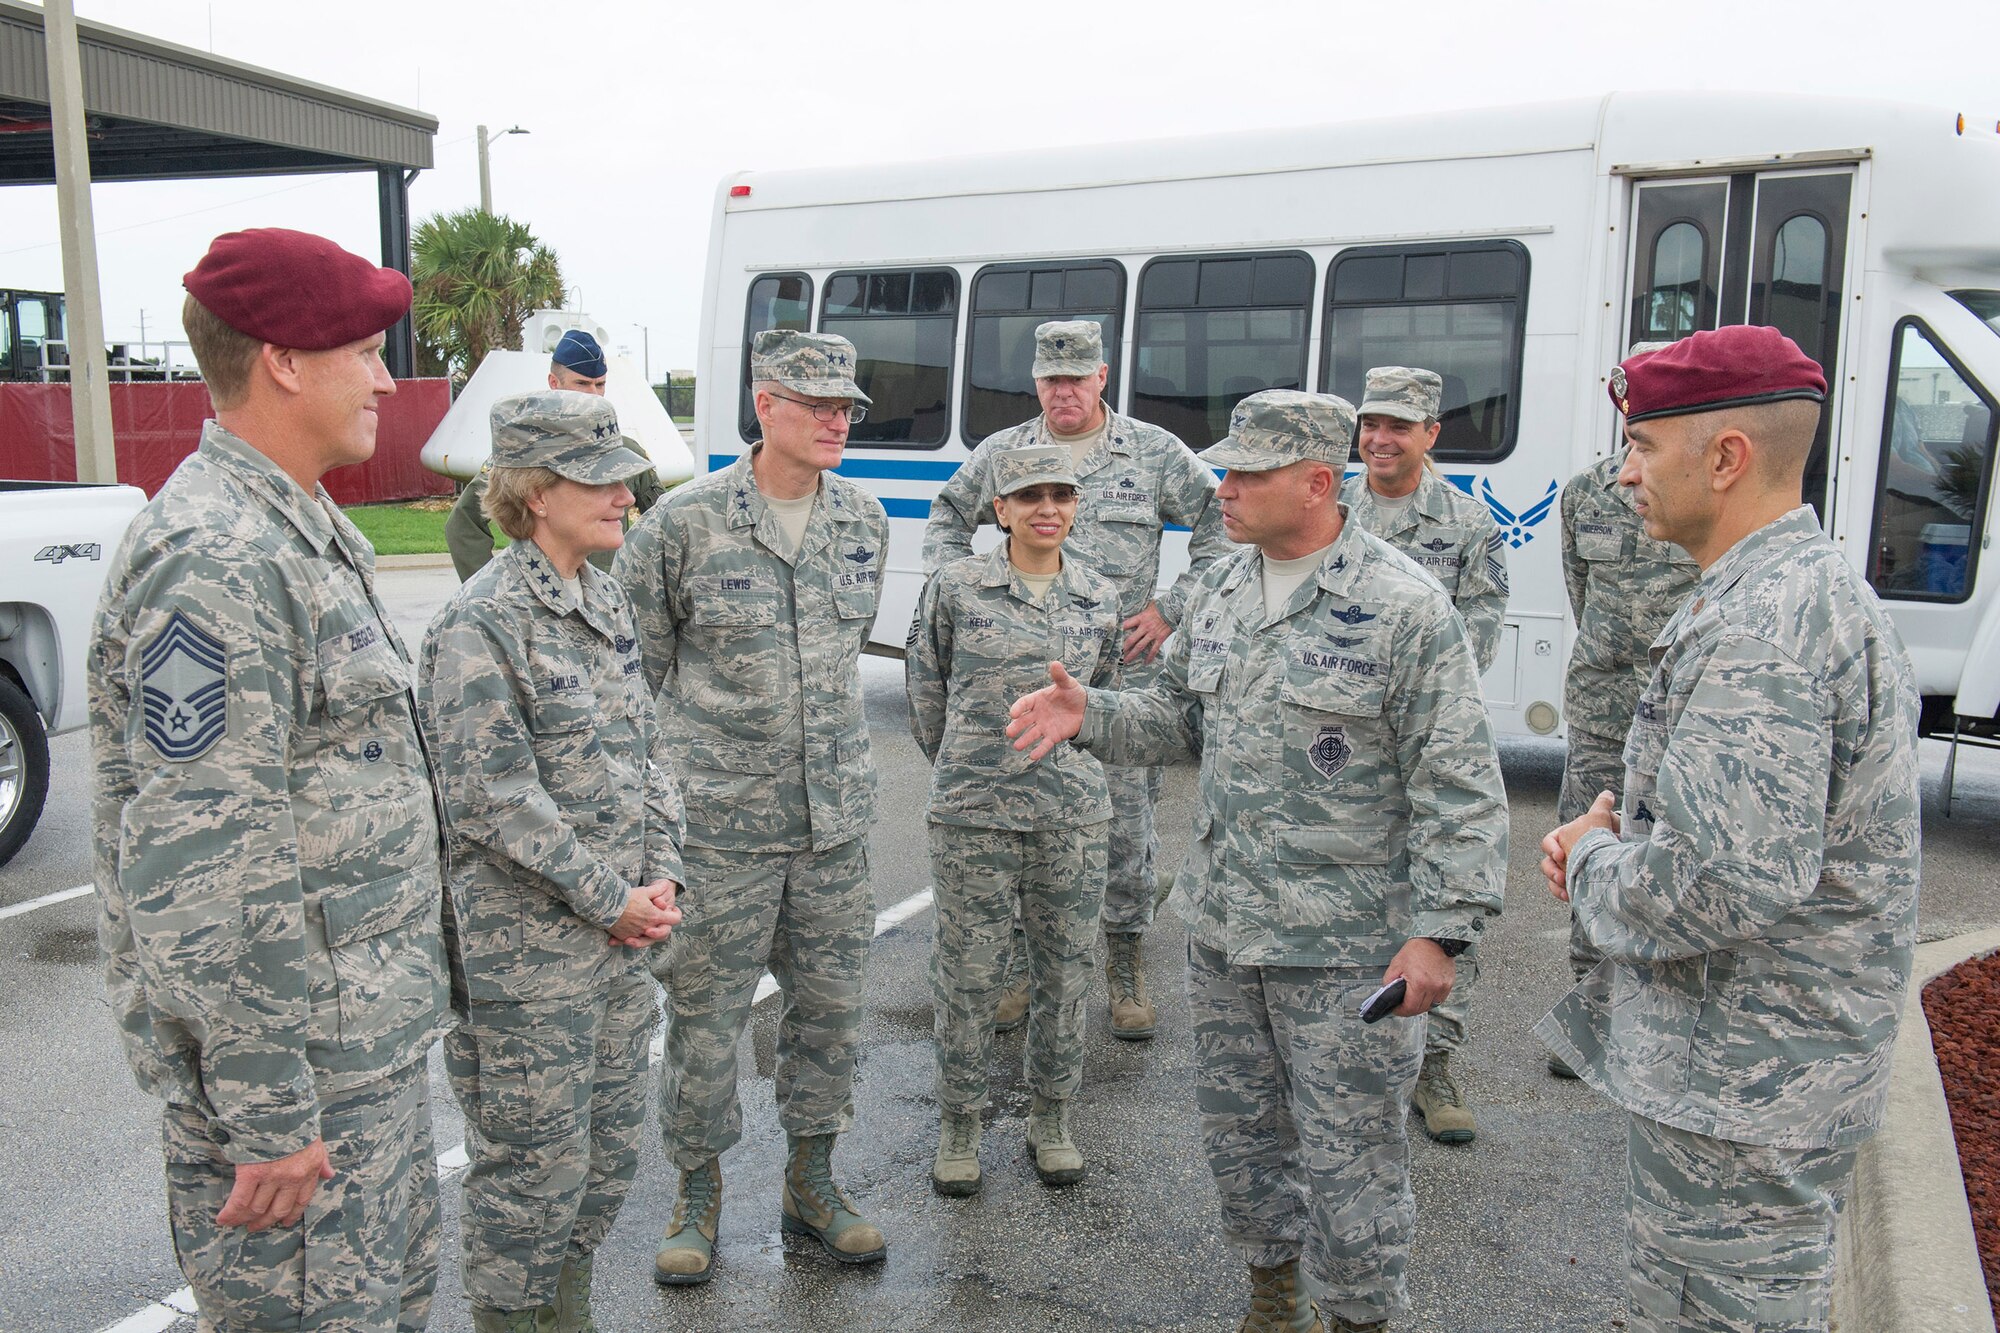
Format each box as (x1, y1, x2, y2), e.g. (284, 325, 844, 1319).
(610, 878, 681, 948)
(1540, 792, 1619, 902)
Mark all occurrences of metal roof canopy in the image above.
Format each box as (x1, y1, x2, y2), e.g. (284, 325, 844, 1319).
(0, 0, 436, 373)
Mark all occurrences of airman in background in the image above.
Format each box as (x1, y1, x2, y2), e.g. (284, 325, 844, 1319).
(1338, 364, 1508, 1145)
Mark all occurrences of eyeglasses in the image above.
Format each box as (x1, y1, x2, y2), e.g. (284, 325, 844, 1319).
(767, 391, 866, 424)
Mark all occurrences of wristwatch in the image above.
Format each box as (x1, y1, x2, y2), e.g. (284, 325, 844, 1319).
(1427, 937, 1471, 959)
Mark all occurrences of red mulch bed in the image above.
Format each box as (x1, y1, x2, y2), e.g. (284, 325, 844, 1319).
(1923, 949, 2000, 1307)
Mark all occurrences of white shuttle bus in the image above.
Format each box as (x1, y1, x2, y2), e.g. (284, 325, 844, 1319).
(690, 92, 2000, 745)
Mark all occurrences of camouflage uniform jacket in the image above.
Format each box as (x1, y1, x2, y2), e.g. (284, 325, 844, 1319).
(1559, 454, 1698, 742)
(615, 451, 887, 853)
(89, 422, 448, 1163)
(923, 406, 1232, 624)
(1077, 513, 1508, 968)
(1537, 508, 1922, 1150)
(1339, 468, 1508, 674)
(417, 539, 686, 1003)
(907, 545, 1123, 830)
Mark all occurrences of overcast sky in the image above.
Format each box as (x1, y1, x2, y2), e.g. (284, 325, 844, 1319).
(2, 0, 1996, 373)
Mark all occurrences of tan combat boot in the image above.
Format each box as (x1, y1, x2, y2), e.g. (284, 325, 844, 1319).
(1025, 1093, 1085, 1186)
(1103, 931, 1156, 1040)
(472, 1307, 557, 1333)
(781, 1134, 887, 1264)
(1238, 1261, 1323, 1333)
(552, 1255, 597, 1333)
(653, 1157, 722, 1286)
(1411, 1049, 1476, 1144)
(932, 1107, 983, 1197)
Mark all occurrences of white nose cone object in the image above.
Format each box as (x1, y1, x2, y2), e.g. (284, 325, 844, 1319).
(418, 310, 695, 485)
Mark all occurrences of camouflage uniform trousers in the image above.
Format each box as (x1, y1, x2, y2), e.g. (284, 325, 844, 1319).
(1624, 1114, 1854, 1333)
(1423, 947, 1479, 1055)
(162, 1059, 438, 1333)
(928, 821, 1108, 1111)
(657, 837, 873, 1168)
(1188, 941, 1426, 1328)
(444, 962, 658, 1311)
(1102, 652, 1166, 934)
(1559, 723, 1628, 979)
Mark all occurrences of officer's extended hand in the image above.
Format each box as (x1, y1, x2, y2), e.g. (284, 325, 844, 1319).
(1007, 661, 1087, 761)
(1541, 791, 1619, 902)
(611, 880, 682, 947)
(216, 1138, 334, 1231)
(1121, 602, 1173, 664)
(1382, 938, 1455, 1016)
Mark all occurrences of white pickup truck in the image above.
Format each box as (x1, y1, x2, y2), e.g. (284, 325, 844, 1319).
(1, 479, 146, 865)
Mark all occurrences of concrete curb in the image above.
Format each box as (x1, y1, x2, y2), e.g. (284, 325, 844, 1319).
(1833, 927, 2000, 1332)
(374, 552, 453, 571)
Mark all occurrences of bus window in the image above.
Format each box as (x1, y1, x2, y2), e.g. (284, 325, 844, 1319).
(1627, 181, 1726, 345)
(962, 259, 1125, 444)
(1648, 223, 1706, 341)
(1867, 320, 1997, 603)
(1321, 240, 1528, 462)
(818, 268, 958, 448)
(1132, 251, 1312, 450)
(740, 272, 813, 442)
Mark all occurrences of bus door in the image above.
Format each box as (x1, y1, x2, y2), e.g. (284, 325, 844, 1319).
(1625, 167, 1856, 519)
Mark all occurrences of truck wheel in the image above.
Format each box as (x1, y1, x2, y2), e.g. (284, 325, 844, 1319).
(0, 674, 52, 868)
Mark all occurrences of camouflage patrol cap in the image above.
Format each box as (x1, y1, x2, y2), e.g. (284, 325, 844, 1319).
(1203, 390, 1355, 473)
(751, 329, 872, 404)
(992, 444, 1080, 496)
(1032, 320, 1104, 378)
(1358, 366, 1443, 423)
(489, 390, 652, 485)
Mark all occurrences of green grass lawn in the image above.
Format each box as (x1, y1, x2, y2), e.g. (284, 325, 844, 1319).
(345, 499, 508, 556)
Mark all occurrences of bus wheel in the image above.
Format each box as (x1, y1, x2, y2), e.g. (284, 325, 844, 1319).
(0, 674, 51, 869)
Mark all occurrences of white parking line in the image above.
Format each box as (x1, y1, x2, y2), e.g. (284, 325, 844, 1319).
(95, 885, 937, 1333)
(0, 882, 92, 921)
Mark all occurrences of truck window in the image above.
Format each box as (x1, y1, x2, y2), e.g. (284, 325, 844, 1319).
(1320, 239, 1529, 463)
(1131, 251, 1313, 451)
(739, 272, 813, 443)
(962, 260, 1125, 444)
(818, 268, 958, 448)
(1953, 290, 2000, 338)
(1866, 320, 1997, 603)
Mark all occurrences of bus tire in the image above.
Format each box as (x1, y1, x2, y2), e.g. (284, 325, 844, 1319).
(0, 673, 51, 869)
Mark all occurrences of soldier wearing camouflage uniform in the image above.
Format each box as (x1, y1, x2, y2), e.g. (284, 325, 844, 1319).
(1537, 326, 1921, 1333)
(1339, 365, 1508, 1146)
(925, 319, 1232, 1041)
(616, 329, 890, 1286)
(448, 329, 666, 582)
(907, 445, 1123, 1197)
(418, 392, 685, 1333)
(1551, 342, 1698, 1063)
(1009, 390, 1508, 1333)
(91, 229, 448, 1332)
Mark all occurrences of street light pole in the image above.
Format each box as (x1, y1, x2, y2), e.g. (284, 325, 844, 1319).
(44, 0, 116, 484)
(476, 124, 529, 214)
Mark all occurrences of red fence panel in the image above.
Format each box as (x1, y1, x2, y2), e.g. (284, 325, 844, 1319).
(0, 379, 454, 502)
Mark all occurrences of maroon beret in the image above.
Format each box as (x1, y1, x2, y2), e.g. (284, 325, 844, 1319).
(184, 228, 412, 350)
(1609, 325, 1826, 423)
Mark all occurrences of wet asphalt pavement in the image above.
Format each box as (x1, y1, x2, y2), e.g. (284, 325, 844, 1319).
(4, 563, 1998, 1332)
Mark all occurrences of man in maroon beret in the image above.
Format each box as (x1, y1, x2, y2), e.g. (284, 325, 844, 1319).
(90, 229, 451, 1332)
(1533, 325, 1922, 1332)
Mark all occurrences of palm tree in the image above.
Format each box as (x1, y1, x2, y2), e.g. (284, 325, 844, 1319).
(411, 209, 565, 384)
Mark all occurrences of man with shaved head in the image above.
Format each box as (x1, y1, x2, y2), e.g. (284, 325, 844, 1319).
(1536, 326, 1921, 1333)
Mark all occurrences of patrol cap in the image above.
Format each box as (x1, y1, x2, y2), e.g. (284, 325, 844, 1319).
(992, 444, 1080, 497)
(1032, 320, 1104, 378)
(183, 228, 411, 349)
(489, 391, 652, 485)
(1610, 325, 1826, 423)
(751, 329, 871, 404)
(1203, 390, 1356, 473)
(1358, 366, 1443, 423)
(552, 329, 607, 378)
